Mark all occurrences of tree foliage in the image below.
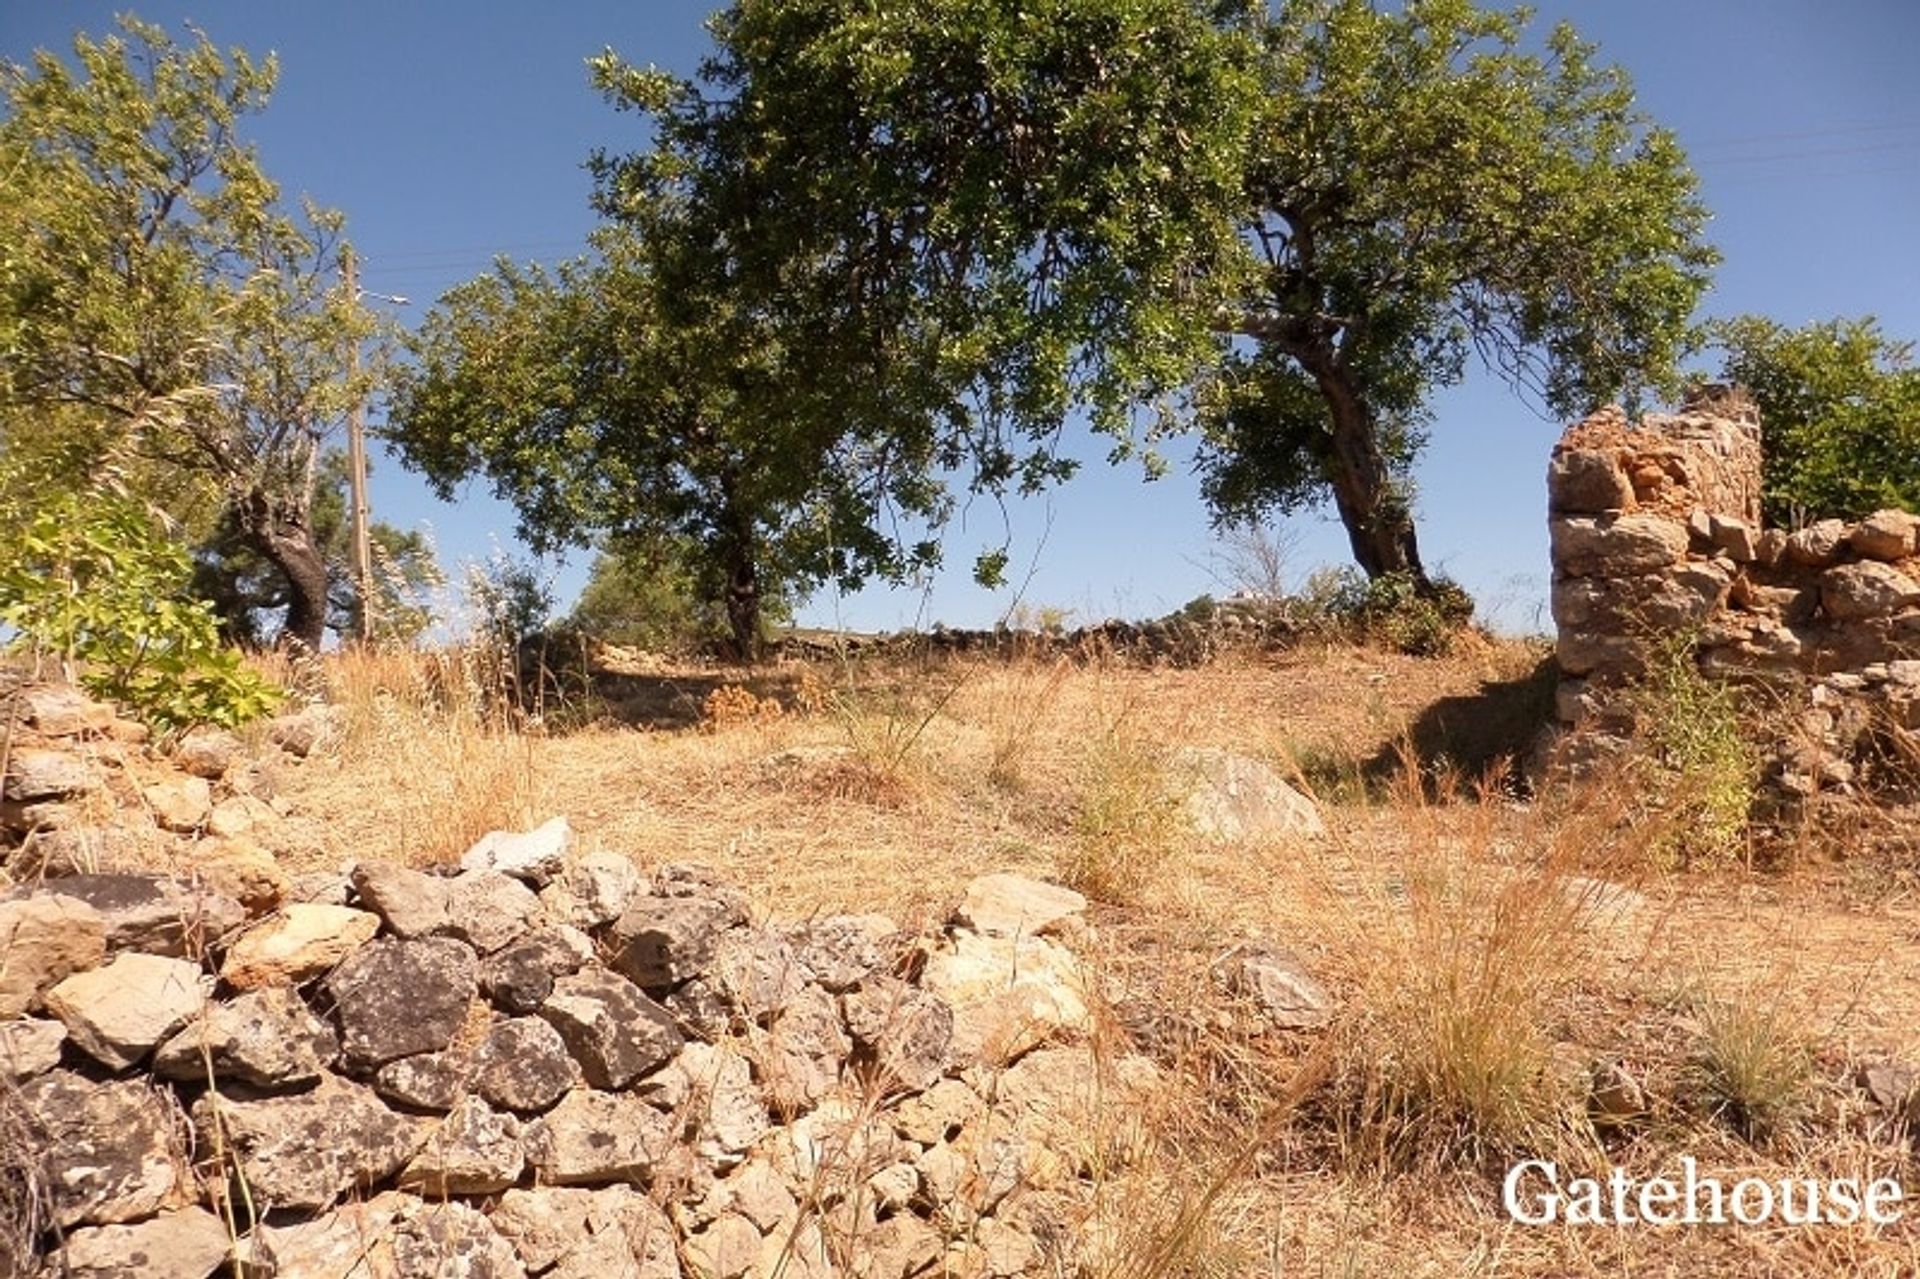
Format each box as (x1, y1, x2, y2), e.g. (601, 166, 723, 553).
(1, 18, 379, 652)
(388, 230, 942, 660)
(592, 0, 1716, 591)
(1712, 316, 1920, 524)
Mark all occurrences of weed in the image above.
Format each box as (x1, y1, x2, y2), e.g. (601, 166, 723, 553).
(1624, 633, 1761, 868)
(1063, 696, 1181, 902)
(1686, 987, 1821, 1144)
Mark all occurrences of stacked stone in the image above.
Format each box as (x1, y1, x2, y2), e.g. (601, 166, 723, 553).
(1544, 387, 1920, 795)
(0, 817, 1143, 1279)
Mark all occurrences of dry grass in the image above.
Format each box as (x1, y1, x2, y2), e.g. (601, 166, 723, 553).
(243, 635, 1920, 1276)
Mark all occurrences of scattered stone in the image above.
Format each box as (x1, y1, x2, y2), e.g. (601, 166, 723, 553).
(670, 1041, 770, 1161)
(1707, 513, 1760, 562)
(1214, 943, 1332, 1030)
(482, 930, 589, 1014)
(327, 935, 479, 1073)
(1822, 561, 1920, 621)
(489, 1187, 598, 1273)
(538, 849, 643, 930)
(46, 952, 209, 1071)
(758, 984, 850, 1114)
(193, 1075, 426, 1212)
(191, 837, 287, 913)
(0, 1017, 66, 1080)
(1171, 747, 1326, 842)
(461, 815, 573, 886)
(391, 1200, 528, 1278)
(374, 1051, 469, 1113)
(6, 825, 152, 879)
(538, 966, 684, 1090)
(1785, 518, 1850, 568)
(244, 1191, 408, 1279)
(2, 747, 102, 802)
(922, 931, 1089, 1065)
(221, 903, 382, 989)
(523, 1089, 671, 1185)
(0, 892, 106, 1017)
(172, 726, 238, 779)
(143, 776, 211, 832)
(17, 1071, 183, 1227)
(398, 1095, 526, 1195)
(350, 861, 452, 937)
(855, 1214, 944, 1279)
(1860, 1061, 1918, 1117)
(444, 869, 541, 953)
(842, 974, 954, 1093)
(791, 913, 899, 992)
(153, 985, 338, 1088)
(471, 1016, 578, 1113)
(715, 1158, 798, 1233)
(16, 685, 115, 738)
(60, 1206, 231, 1279)
(206, 794, 278, 839)
(892, 1078, 987, 1146)
(546, 1188, 680, 1279)
(1849, 509, 1920, 561)
(268, 702, 346, 758)
(1589, 1059, 1649, 1127)
(24, 873, 245, 958)
(954, 872, 1087, 940)
(685, 1213, 760, 1279)
(608, 893, 743, 989)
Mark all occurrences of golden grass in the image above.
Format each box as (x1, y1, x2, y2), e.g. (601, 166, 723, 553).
(246, 636, 1920, 1276)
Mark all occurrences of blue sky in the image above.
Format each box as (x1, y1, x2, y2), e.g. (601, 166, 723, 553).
(6, 2, 1918, 635)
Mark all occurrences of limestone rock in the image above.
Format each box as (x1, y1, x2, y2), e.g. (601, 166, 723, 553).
(705, 928, 810, 1021)
(17, 1071, 183, 1226)
(268, 702, 346, 758)
(172, 726, 238, 779)
(1786, 518, 1850, 568)
(193, 1075, 426, 1212)
(669, 1041, 770, 1161)
(391, 1200, 527, 1279)
(26, 873, 245, 958)
(538, 849, 643, 930)
(471, 1015, 578, 1113)
(1214, 943, 1333, 1030)
(842, 974, 954, 1093)
(481, 930, 590, 1014)
(1546, 448, 1634, 515)
(0, 892, 105, 1017)
(685, 1213, 760, 1279)
(461, 815, 573, 886)
(153, 986, 338, 1088)
(853, 1215, 944, 1279)
(60, 1206, 231, 1279)
(538, 966, 683, 1090)
(5, 825, 151, 879)
(523, 1089, 671, 1185)
(713, 1158, 797, 1233)
(1708, 513, 1760, 562)
(327, 935, 479, 1073)
(3, 747, 102, 802)
(1850, 509, 1920, 561)
(891, 1078, 986, 1146)
(374, 1050, 468, 1112)
(0, 1017, 66, 1080)
(1822, 561, 1920, 621)
(791, 913, 899, 992)
(398, 1095, 526, 1195)
(922, 931, 1089, 1065)
(954, 872, 1086, 940)
(46, 951, 209, 1071)
(206, 794, 278, 839)
(1171, 748, 1325, 842)
(1549, 513, 1690, 578)
(244, 1191, 407, 1279)
(608, 893, 743, 989)
(16, 685, 115, 738)
(350, 861, 452, 937)
(546, 1188, 680, 1279)
(489, 1188, 599, 1272)
(144, 776, 211, 832)
(757, 984, 849, 1114)
(221, 903, 382, 990)
(191, 837, 287, 914)
(444, 869, 541, 954)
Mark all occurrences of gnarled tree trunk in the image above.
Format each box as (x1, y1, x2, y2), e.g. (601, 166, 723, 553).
(236, 487, 329, 653)
(1298, 348, 1434, 593)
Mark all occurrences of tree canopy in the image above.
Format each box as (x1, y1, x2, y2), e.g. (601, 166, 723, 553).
(591, 0, 1717, 594)
(1, 18, 383, 651)
(1714, 316, 1920, 525)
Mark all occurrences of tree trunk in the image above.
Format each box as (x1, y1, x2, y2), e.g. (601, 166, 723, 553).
(1302, 354, 1434, 592)
(236, 487, 330, 653)
(717, 471, 763, 664)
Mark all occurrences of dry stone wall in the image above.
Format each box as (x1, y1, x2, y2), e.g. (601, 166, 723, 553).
(1546, 386, 1920, 795)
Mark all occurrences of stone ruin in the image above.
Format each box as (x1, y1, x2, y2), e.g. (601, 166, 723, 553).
(1544, 385, 1920, 799)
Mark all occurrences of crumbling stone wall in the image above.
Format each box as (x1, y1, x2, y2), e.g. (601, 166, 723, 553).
(1547, 386, 1920, 796)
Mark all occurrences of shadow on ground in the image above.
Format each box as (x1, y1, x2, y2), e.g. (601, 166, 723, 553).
(1363, 654, 1560, 792)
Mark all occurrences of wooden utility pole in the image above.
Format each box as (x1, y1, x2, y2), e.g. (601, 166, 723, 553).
(344, 252, 374, 644)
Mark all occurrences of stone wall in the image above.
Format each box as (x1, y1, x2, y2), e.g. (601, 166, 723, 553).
(1546, 386, 1920, 795)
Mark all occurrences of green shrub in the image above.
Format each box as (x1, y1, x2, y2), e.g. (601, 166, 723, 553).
(0, 490, 282, 731)
(1317, 568, 1476, 656)
(1626, 634, 1759, 866)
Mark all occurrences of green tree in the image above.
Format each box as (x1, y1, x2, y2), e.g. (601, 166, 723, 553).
(569, 535, 793, 654)
(1, 18, 379, 652)
(591, 0, 1715, 592)
(1712, 316, 1920, 524)
(388, 230, 945, 661)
